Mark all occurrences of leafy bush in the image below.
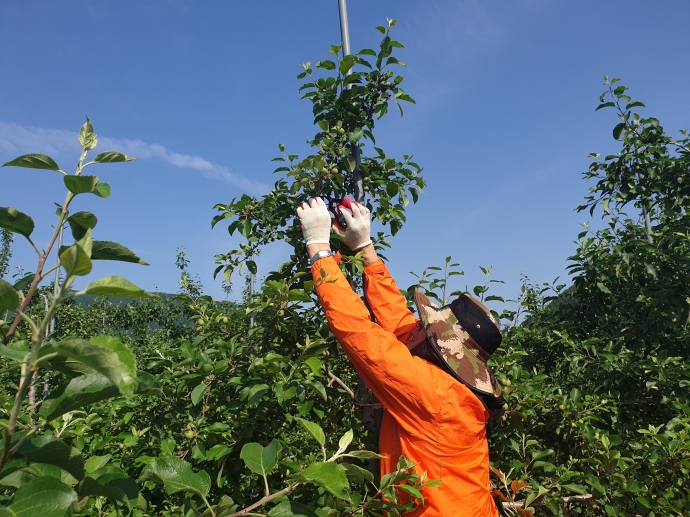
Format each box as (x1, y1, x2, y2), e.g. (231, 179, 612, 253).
(1, 20, 688, 517)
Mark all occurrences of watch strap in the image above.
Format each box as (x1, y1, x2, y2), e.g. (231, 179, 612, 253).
(309, 249, 335, 267)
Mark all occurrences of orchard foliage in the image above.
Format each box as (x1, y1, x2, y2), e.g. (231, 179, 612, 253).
(1, 19, 688, 517)
(487, 79, 690, 517)
(0, 23, 437, 517)
(212, 19, 424, 281)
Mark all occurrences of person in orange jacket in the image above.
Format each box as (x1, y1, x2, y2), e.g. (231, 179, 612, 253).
(296, 197, 506, 517)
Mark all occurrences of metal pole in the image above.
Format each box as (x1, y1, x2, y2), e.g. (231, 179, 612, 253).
(338, 1, 380, 476)
(338, 0, 363, 203)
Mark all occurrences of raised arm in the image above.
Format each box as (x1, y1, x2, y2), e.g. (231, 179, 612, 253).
(296, 198, 441, 421)
(312, 255, 441, 420)
(331, 199, 420, 344)
(363, 258, 420, 345)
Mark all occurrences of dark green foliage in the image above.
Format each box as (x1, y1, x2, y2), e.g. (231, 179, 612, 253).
(0, 229, 12, 279)
(2, 22, 688, 516)
(486, 79, 690, 516)
(1, 23, 435, 517)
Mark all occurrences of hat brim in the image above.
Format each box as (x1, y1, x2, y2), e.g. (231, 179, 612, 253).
(414, 288, 502, 398)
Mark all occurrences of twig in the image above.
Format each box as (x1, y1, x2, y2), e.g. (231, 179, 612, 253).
(226, 482, 301, 517)
(501, 493, 592, 509)
(562, 494, 592, 503)
(322, 365, 355, 399)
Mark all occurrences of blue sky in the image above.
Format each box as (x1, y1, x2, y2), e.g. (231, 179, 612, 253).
(1, 0, 689, 307)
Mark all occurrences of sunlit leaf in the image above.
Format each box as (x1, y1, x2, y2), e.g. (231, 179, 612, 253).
(139, 456, 210, 497)
(0, 207, 34, 238)
(240, 440, 279, 477)
(2, 154, 61, 172)
(93, 151, 134, 163)
(83, 276, 156, 298)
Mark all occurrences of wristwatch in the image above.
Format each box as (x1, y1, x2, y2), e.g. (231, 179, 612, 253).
(309, 249, 336, 267)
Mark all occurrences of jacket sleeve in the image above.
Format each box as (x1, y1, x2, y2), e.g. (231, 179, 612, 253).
(363, 259, 420, 345)
(312, 257, 441, 421)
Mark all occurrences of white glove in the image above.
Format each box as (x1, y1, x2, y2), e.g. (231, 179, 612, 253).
(296, 197, 332, 245)
(333, 200, 372, 251)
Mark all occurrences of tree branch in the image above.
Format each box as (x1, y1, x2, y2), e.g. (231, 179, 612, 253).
(323, 364, 354, 399)
(501, 493, 592, 510)
(226, 483, 301, 517)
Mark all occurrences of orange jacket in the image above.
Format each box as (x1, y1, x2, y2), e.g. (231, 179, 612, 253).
(312, 256, 498, 517)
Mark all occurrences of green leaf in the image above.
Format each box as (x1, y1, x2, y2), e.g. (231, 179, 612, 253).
(93, 151, 135, 163)
(595, 102, 615, 111)
(398, 483, 423, 501)
(390, 218, 402, 236)
(341, 463, 374, 485)
(570, 388, 582, 403)
(339, 55, 356, 75)
(0, 339, 28, 362)
(612, 122, 626, 140)
(93, 183, 111, 198)
(78, 476, 134, 512)
(396, 93, 415, 104)
(240, 440, 279, 477)
(347, 128, 364, 143)
(303, 379, 327, 401)
(302, 462, 350, 500)
(66, 211, 98, 240)
(316, 60, 336, 71)
(59, 230, 93, 277)
(53, 336, 137, 398)
(64, 175, 99, 195)
(3, 476, 77, 517)
(343, 450, 386, 460)
(268, 501, 318, 517)
(294, 418, 325, 447)
(39, 373, 120, 421)
(336, 429, 353, 456)
(90, 335, 138, 397)
(2, 154, 61, 172)
(0, 207, 35, 238)
(560, 483, 589, 495)
(13, 273, 35, 292)
(247, 383, 268, 405)
(18, 437, 85, 481)
(596, 282, 611, 294)
(91, 241, 149, 265)
(386, 181, 399, 197)
(134, 370, 161, 396)
(84, 455, 111, 474)
(80, 465, 139, 511)
(39, 346, 95, 377)
(0, 278, 20, 312)
(78, 117, 97, 151)
(191, 382, 207, 406)
(139, 456, 211, 497)
(83, 276, 156, 298)
(342, 155, 356, 173)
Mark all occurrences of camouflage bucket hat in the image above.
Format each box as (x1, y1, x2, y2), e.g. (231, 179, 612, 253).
(413, 288, 503, 399)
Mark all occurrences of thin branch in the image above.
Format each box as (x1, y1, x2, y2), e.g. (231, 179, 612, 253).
(226, 482, 301, 517)
(323, 365, 355, 398)
(501, 493, 592, 509)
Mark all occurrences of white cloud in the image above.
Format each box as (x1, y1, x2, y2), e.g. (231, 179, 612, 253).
(0, 121, 268, 195)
